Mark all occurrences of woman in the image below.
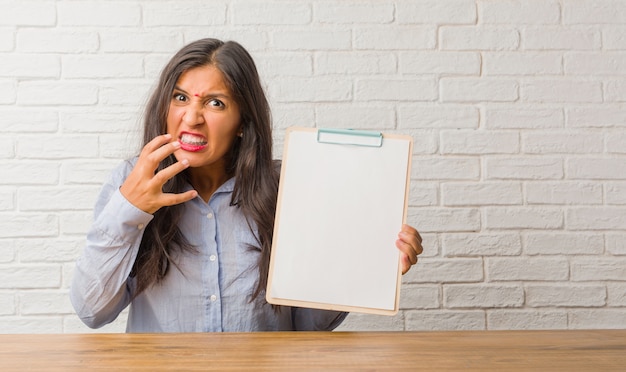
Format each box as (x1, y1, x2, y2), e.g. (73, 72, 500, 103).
(70, 38, 423, 332)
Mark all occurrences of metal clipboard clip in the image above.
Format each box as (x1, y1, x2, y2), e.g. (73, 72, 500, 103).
(316, 128, 383, 148)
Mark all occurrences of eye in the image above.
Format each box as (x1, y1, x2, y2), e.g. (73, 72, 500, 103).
(172, 93, 187, 102)
(207, 99, 225, 108)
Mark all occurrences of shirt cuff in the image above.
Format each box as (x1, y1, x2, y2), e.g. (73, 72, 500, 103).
(94, 188, 154, 241)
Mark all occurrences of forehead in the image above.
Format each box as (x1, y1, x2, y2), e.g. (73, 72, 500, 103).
(176, 65, 231, 93)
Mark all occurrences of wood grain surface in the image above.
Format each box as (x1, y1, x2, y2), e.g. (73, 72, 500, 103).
(1, 330, 625, 371)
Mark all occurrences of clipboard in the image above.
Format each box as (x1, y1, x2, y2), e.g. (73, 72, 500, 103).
(266, 127, 413, 315)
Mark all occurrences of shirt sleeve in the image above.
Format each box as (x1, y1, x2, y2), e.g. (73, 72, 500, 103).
(291, 308, 349, 331)
(69, 159, 154, 329)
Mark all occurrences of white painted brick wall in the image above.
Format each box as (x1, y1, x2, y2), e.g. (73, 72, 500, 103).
(0, 0, 625, 334)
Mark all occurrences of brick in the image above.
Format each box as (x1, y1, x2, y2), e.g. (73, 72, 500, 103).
(605, 80, 626, 102)
(607, 183, 626, 205)
(232, 2, 309, 25)
(440, 78, 519, 102)
(255, 53, 312, 77)
(99, 134, 141, 159)
(100, 30, 183, 53)
(58, 2, 141, 26)
(408, 183, 438, 207)
(0, 292, 15, 315)
(442, 182, 522, 206)
(0, 265, 60, 288)
(18, 186, 100, 211)
(521, 80, 602, 103)
(397, 0, 476, 24)
(569, 309, 626, 329)
(0, 27, 14, 51)
(60, 212, 93, 236)
(410, 157, 480, 180)
(20, 291, 73, 315)
(61, 160, 119, 185)
(485, 207, 563, 230)
(401, 130, 438, 155)
(563, 0, 626, 24)
(316, 52, 395, 75)
(268, 77, 352, 103)
(357, 78, 437, 102)
(16, 238, 83, 263)
(0, 0, 56, 26)
(572, 257, 626, 281)
(445, 284, 524, 308)
(523, 131, 603, 154)
(527, 285, 606, 307)
(0, 162, 58, 185)
(403, 258, 483, 284)
(567, 107, 626, 128)
(398, 105, 479, 129)
(400, 52, 480, 75)
(63, 55, 144, 79)
(315, 104, 395, 130)
(273, 29, 351, 51)
(488, 257, 569, 281)
(606, 233, 626, 256)
(336, 312, 404, 331)
(440, 26, 519, 50)
(0, 54, 60, 78)
(271, 104, 315, 129)
(522, 27, 601, 50)
(399, 284, 440, 310)
(0, 109, 57, 133)
(0, 317, 62, 333)
(441, 130, 519, 154)
(443, 233, 522, 257)
(485, 107, 563, 129)
(483, 52, 562, 75)
(17, 29, 98, 53)
(18, 81, 98, 106)
(405, 310, 486, 331)
(0, 188, 15, 211)
(607, 284, 626, 306)
(480, 0, 560, 24)
(567, 158, 626, 179)
(0, 137, 14, 158)
(60, 110, 141, 134)
(487, 310, 568, 330)
(603, 26, 626, 50)
(485, 157, 563, 180)
(565, 53, 626, 75)
(354, 26, 436, 50)
(17, 135, 99, 159)
(567, 207, 626, 230)
(0, 214, 58, 238)
(0, 80, 16, 104)
(315, 3, 394, 24)
(98, 82, 153, 107)
(408, 208, 481, 233)
(526, 182, 603, 205)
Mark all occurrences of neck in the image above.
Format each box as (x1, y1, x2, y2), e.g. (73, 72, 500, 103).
(187, 164, 231, 202)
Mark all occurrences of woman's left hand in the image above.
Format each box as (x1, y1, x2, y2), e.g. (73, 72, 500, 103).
(396, 224, 423, 274)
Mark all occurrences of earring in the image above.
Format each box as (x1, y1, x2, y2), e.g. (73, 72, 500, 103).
(237, 131, 243, 138)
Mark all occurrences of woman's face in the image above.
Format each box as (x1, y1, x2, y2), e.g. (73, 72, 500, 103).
(166, 64, 241, 172)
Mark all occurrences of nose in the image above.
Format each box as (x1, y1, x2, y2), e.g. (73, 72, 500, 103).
(182, 104, 205, 126)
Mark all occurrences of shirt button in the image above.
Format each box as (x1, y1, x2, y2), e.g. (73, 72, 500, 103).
(207, 213, 213, 219)
(137, 223, 144, 230)
(210, 295, 217, 302)
(209, 255, 216, 262)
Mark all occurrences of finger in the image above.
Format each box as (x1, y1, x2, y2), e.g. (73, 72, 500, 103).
(401, 224, 422, 243)
(140, 134, 173, 156)
(398, 228, 423, 256)
(160, 189, 199, 208)
(400, 254, 413, 275)
(153, 158, 190, 186)
(396, 238, 418, 265)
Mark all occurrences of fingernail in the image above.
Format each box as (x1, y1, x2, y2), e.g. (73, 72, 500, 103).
(181, 159, 189, 166)
(172, 141, 181, 148)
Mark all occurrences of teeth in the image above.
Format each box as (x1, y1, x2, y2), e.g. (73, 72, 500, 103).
(180, 133, 207, 145)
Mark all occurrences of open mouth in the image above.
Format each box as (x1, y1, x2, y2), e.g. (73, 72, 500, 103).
(179, 132, 208, 152)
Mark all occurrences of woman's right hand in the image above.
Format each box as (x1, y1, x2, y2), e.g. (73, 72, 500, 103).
(119, 134, 198, 214)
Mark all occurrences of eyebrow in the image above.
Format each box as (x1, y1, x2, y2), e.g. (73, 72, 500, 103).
(173, 86, 232, 100)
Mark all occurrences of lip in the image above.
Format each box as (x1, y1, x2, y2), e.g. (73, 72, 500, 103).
(178, 131, 208, 152)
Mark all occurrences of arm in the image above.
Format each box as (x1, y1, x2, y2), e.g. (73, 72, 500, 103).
(70, 160, 153, 328)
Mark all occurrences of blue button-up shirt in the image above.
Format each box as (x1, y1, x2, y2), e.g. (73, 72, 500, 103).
(70, 159, 347, 332)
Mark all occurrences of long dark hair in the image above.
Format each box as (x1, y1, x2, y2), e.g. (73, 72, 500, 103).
(132, 38, 278, 301)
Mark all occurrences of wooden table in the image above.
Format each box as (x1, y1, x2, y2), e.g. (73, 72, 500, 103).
(1, 330, 625, 371)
